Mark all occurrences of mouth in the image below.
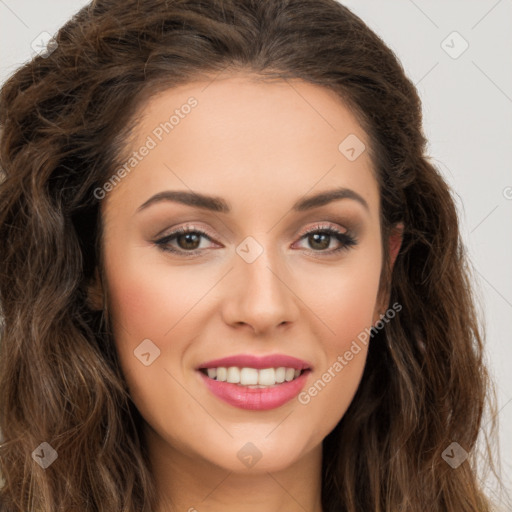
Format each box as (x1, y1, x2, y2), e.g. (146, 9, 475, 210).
(196, 354, 312, 410)
(198, 366, 309, 388)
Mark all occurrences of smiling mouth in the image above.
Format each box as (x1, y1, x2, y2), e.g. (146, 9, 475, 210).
(199, 366, 309, 388)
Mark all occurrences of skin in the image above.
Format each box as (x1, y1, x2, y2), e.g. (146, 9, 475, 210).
(88, 72, 402, 512)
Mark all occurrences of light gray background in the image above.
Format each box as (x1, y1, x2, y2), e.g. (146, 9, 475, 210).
(1, 0, 511, 498)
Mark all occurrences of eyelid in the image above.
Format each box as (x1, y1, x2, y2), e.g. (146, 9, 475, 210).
(155, 223, 219, 243)
(155, 221, 349, 244)
(153, 220, 357, 257)
(296, 221, 348, 238)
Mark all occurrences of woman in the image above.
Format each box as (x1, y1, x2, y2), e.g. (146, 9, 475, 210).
(0, 0, 507, 510)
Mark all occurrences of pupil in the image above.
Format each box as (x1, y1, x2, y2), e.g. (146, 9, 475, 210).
(310, 233, 329, 250)
(179, 233, 200, 250)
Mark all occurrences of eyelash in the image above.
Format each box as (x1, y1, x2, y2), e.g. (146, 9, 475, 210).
(154, 223, 358, 257)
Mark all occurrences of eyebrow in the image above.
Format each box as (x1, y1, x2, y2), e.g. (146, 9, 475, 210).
(136, 186, 369, 214)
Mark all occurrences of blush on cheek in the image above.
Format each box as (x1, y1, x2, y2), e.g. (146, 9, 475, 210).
(105, 246, 169, 332)
(108, 281, 157, 334)
(321, 287, 379, 346)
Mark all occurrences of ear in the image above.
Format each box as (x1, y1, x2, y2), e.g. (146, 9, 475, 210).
(373, 222, 404, 323)
(85, 266, 104, 311)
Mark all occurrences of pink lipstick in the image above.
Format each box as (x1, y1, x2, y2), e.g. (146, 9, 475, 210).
(196, 354, 312, 410)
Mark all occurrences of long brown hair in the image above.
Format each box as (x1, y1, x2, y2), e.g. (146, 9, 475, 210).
(0, 0, 508, 510)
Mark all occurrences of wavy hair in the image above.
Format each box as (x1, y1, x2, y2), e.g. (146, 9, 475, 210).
(0, 0, 507, 510)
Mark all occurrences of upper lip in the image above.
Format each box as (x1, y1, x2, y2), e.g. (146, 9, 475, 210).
(197, 354, 312, 371)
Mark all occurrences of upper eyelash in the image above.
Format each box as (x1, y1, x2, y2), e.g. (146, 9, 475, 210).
(154, 223, 358, 256)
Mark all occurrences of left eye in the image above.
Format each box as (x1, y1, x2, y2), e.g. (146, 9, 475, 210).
(154, 224, 357, 256)
(294, 227, 357, 253)
(154, 227, 216, 254)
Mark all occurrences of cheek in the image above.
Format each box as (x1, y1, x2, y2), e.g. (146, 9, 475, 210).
(298, 347, 367, 447)
(298, 246, 382, 349)
(102, 241, 179, 384)
(297, 284, 376, 440)
(102, 247, 201, 431)
(104, 238, 200, 340)
(293, 247, 381, 432)
(102, 240, 220, 393)
(107, 266, 170, 336)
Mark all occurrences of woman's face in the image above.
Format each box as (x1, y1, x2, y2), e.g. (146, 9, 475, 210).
(92, 74, 399, 474)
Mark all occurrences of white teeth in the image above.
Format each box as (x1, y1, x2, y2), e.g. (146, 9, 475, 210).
(226, 366, 240, 384)
(240, 367, 258, 385)
(258, 368, 275, 386)
(275, 367, 286, 383)
(203, 366, 305, 387)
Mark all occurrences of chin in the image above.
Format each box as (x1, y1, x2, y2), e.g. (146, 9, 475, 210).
(194, 425, 319, 474)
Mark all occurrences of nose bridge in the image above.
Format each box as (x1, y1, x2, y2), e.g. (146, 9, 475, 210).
(224, 234, 298, 331)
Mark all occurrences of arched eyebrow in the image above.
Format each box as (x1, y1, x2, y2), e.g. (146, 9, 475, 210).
(136, 186, 369, 214)
(292, 187, 369, 212)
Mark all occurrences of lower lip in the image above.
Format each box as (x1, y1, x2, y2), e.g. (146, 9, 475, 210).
(198, 370, 310, 410)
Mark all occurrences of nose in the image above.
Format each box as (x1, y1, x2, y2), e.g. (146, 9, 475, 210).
(221, 240, 300, 335)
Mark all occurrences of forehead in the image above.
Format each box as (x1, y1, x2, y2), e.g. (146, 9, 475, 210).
(102, 74, 379, 219)
(132, 74, 367, 150)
